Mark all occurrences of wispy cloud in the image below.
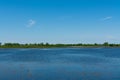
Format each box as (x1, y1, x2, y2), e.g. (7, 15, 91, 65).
(27, 19, 36, 27)
(102, 16, 112, 21)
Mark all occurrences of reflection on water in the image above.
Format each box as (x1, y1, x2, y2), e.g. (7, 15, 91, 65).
(0, 48, 120, 80)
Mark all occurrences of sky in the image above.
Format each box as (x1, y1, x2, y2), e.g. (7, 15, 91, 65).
(0, 0, 120, 44)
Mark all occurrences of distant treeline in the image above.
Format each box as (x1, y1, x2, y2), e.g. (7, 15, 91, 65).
(0, 42, 120, 48)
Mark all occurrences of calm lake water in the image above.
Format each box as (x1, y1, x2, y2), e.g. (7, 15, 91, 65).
(0, 48, 120, 80)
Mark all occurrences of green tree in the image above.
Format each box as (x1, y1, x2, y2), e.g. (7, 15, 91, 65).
(45, 43, 49, 46)
(103, 42, 109, 46)
(94, 43, 98, 46)
(0, 43, 1, 47)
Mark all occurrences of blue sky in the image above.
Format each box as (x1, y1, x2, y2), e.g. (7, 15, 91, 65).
(0, 0, 120, 44)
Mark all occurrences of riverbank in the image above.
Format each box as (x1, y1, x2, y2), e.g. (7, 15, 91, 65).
(0, 46, 120, 48)
(0, 42, 120, 48)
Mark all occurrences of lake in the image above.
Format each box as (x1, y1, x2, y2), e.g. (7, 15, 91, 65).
(0, 48, 120, 80)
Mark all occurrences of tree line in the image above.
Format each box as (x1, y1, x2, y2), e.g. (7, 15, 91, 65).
(0, 42, 120, 48)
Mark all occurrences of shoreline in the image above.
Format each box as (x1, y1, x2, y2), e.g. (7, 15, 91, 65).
(1, 46, 120, 49)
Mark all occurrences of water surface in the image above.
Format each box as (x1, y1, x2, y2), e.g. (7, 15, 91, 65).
(0, 48, 120, 80)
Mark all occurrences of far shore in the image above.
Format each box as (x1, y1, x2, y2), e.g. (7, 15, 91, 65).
(0, 42, 120, 48)
(0, 46, 120, 49)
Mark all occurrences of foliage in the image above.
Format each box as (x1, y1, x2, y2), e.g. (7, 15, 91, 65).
(0, 42, 120, 48)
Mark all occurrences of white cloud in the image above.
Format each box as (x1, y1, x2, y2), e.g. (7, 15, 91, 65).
(27, 19, 36, 27)
(102, 16, 112, 21)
